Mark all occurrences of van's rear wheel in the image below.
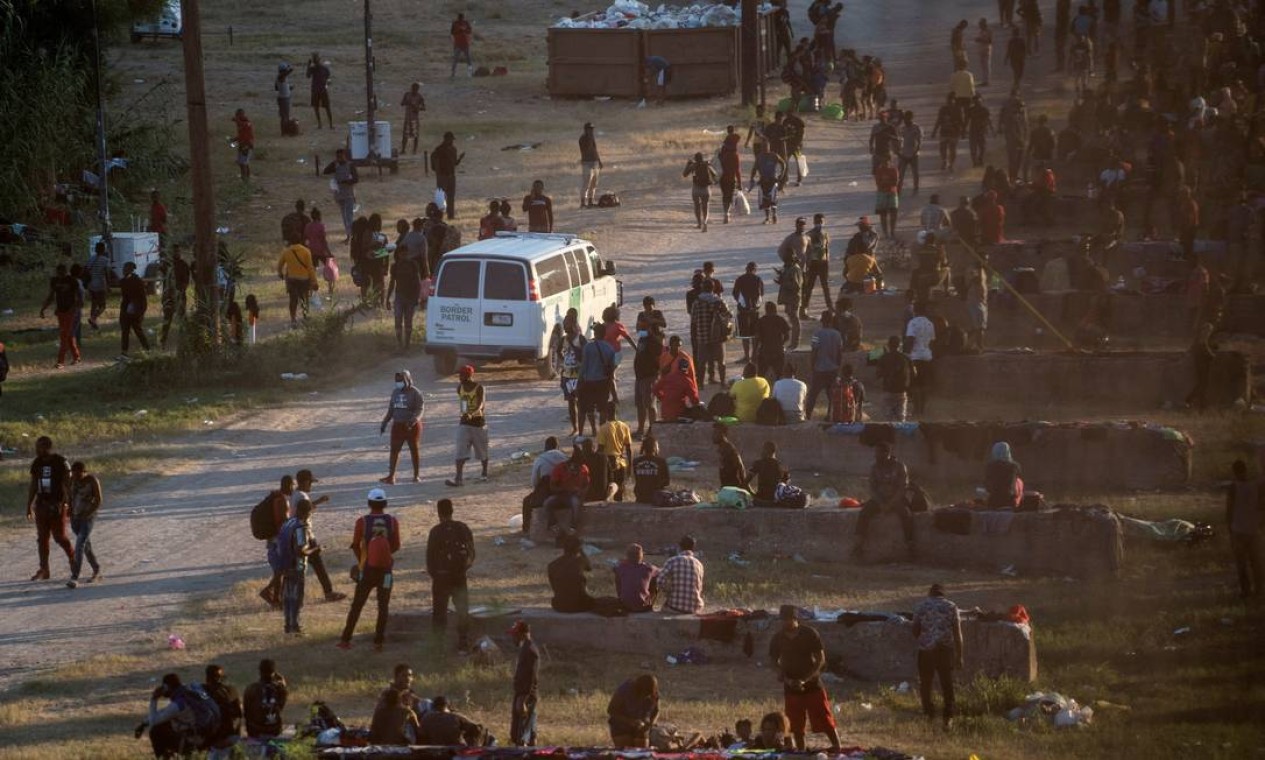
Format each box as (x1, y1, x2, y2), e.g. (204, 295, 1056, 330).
(433, 352, 458, 376)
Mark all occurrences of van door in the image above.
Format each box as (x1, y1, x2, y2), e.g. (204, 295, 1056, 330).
(587, 245, 618, 311)
(431, 258, 483, 347)
(481, 260, 538, 354)
(565, 247, 595, 328)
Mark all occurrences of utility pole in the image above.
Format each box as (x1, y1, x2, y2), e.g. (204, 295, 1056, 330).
(740, 0, 757, 107)
(90, 0, 112, 256)
(364, 0, 378, 162)
(181, 0, 221, 343)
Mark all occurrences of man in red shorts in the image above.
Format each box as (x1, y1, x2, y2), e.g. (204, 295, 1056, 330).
(769, 604, 842, 750)
(379, 370, 425, 484)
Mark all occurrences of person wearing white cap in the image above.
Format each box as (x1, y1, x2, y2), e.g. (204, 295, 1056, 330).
(337, 488, 400, 651)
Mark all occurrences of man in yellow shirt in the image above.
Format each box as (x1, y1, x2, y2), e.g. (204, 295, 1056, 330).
(277, 238, 320, 327)
(597, 402, 633, 501)
(843, 250, 882, 294)
(731, 362, 771, 423)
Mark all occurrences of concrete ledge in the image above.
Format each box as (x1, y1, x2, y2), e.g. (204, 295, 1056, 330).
(850, 291, 1265, 350)
(648, 420, 1192, 490)
(529, 505, 1123, 579)
(398, 608, 1038, 683)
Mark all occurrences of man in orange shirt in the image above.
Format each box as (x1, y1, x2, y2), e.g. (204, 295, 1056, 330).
(232, 109, 254, 181)
(338, 488, 401, 651)
(873, 155, 901, 239)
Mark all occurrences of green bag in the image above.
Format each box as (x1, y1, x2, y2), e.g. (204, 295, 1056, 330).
(716, 486, 752, 510)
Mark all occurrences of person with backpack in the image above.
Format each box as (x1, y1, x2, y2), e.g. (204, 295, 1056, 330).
(831, 365, 866, 424)
(254, 475, 295, 607)
(338, 489, 401, 650)
(203, 664, 243, 760)
(277, 497, 319, 635)
(379, 370, 424, 485)
(140, 672, 223, 758)
(447, 365, 489, 488)
(682, 152, 718, 232)
(689, 278, 732, 387)
(243, 659, 288, 740)
(426, 498, 475, 650)
(801, 213, 831, 316)
(577, 323, 616, 436)
(876, 335, 914, 421)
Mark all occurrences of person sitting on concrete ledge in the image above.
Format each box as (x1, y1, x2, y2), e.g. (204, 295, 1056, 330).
(543, 444, 589, 535)
(772, 362, 808, 423)
(523, 437, 569, 533)
(549, 533, 595, 613)
(613, 543, 659, 613)
(731, 362, 771, 423)
(581, 436, 618, 504)
(654, 357, 702, 422)
(748, 441, 789, 506)
(632, 436, 670, 503)
(713, 423, 748, 489)
(658, 535, 705, 614)
(853, 442, 915, 558)
(985, 441, 1023, 508)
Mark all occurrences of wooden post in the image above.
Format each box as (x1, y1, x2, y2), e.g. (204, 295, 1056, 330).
(740, 0, 757, 106)
(181, 0, 221, 342)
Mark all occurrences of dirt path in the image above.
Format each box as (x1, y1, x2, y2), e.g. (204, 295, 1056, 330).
(0, 0, 1064, 694)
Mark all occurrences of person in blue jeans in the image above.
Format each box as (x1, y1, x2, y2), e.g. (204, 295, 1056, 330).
(66, 461, 102, 589)
(281, 498, 318, 635)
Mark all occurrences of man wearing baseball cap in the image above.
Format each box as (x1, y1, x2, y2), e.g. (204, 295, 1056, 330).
(337, 488, 400, 650)
(446, 365, 488, 488)
(508, 621, 539, 745)
(290, 468, 345, 603)
(768, 605, 841, 751)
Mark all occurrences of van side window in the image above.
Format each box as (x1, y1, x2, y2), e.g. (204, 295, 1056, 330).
(567, 248, 592, 285)
(484, 261, 527, 300)
(587, 247, 604, 279)
(436, 260, 481, 299)
(535, 254, 570, 298)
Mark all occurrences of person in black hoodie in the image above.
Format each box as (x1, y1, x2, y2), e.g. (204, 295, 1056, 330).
(430, 132, 464, 220)
(118, 261, 149, 358)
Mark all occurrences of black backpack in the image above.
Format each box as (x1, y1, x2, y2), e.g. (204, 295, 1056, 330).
(433, 522, 473, 577)
(708, 392, 736, 418)
(756, 397, 786, 426)
(250, 492, 281, 541)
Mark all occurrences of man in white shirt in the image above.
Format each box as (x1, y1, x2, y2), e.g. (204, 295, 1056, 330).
(772, 362, 808, 423)
(903, 302, 936, 417)
(919, 194, 952, 235)
(525, 437, 569, 533)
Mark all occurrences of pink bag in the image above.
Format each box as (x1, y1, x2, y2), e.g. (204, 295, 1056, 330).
(322, 257, 340, 283)
(419, 276, 433, 304)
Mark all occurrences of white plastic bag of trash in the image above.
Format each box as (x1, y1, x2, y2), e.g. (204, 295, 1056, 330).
(470, 635, 502, 666)
(508, 514, 524, 530)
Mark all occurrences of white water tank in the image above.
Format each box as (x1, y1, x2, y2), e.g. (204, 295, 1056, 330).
(348, 120, 392, 161)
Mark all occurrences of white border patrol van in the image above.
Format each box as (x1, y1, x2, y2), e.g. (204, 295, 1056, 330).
(424, 232, 622, 377)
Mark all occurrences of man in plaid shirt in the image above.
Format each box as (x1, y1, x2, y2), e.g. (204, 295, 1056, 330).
(658, 535, 705, 614)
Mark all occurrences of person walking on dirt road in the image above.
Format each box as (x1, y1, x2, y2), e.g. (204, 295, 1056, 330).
(380, 370, 425, 485)
(66, 461, 102, 589)
(338, 488, 400, 651)
(446, 365, 488, 488)
(291, 468, 347, 603)
(26, 436, 74, 581)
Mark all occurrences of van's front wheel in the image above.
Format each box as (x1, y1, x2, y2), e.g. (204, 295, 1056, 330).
(433, 351, 458, 377)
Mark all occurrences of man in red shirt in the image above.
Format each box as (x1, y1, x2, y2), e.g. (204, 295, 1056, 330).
(450, 13, 474, 78)
(543, 444, 590, 534)
(338, 488, 401, 651)
(873, 155, 901, 239)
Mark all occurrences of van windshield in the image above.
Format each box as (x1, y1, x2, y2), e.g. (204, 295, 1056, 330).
(436, 260, 480, 299)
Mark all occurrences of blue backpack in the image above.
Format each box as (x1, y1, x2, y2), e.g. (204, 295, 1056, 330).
(173, 683, 222, 741)
(275, 517, 301, 571)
